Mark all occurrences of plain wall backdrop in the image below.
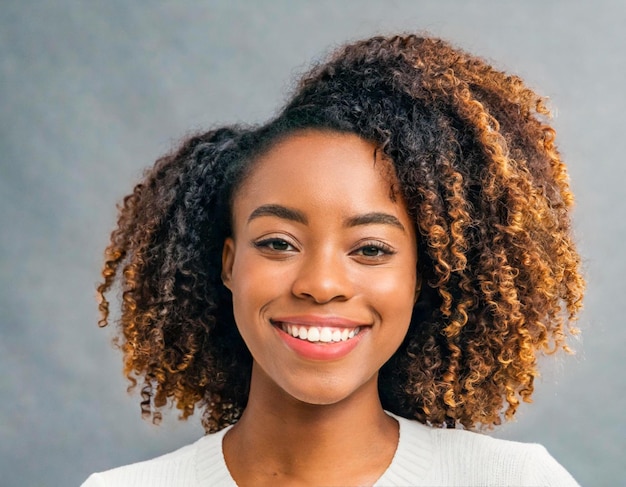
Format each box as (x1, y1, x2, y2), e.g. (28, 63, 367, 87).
(1, 1, 624, 486)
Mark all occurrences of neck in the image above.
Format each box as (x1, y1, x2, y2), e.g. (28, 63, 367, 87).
(222, 363, 398, 486)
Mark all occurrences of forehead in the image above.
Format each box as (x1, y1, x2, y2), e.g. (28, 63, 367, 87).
(234, 129, 399, 206)
(227, 130, 414, 239)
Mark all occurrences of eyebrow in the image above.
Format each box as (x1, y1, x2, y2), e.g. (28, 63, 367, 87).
(248, 204, 405, 232)
(345, 212, 406, 232)
(248, 204, 308, 224)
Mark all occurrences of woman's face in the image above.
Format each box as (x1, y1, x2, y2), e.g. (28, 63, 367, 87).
(222, 130, 418, 407)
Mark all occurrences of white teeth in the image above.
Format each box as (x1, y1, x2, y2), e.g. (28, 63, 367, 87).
(319, 328, 332, 343)
(298, 327, 307, 340)
(279, 323, 361, 343)
(307, 327, 320, 342)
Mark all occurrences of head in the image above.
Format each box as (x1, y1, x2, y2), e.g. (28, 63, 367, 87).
(221, 129, 419, 410)
(98, 34, 584, 432)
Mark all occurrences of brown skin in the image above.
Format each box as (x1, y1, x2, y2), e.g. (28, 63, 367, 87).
(221, 130, 418, 486)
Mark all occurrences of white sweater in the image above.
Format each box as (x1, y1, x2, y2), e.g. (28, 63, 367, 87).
(82, 413, 579, 486)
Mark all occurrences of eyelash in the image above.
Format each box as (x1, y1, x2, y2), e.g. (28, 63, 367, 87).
(353, 241, 395, 258)
(253, 238, 395, 258)
(254, 237, 296, 252)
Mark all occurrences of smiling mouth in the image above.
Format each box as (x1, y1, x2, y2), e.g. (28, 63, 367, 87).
(275, 322, 362, 343)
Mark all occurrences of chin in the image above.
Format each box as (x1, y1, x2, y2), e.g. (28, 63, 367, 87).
(292, 391, 351, 407)
(278, 374, 377, 409)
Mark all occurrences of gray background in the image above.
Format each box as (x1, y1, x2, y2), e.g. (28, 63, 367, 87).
(1, 1, 623, 486)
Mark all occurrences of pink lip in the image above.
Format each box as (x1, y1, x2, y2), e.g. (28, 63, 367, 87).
(271, 315, 369, 361)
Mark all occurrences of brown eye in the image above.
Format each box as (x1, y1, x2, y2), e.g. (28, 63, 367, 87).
(353, 242, 395, 259)
(270, 240, 290, 251)
(254, 238, 295, 252)
(361, 246, 383, 257)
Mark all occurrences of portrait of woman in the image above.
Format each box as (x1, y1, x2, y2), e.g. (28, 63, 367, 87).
(6, 2, 626, 486)
(82, 33, 584, 486)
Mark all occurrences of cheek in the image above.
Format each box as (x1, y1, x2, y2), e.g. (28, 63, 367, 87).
(230, 253, 289, 319)
(367, 263, 416, 303)
(359, 266, 416, 331)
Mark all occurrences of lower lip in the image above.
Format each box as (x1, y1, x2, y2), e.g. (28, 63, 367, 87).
(274, 325, 366, 361)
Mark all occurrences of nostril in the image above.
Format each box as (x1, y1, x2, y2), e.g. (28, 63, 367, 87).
(291, 258, 353, 303)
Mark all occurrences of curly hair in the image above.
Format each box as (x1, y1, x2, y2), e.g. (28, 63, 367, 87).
(97, 34, 584, 433)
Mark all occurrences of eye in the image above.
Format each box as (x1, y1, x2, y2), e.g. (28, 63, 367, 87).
(353, 241, 395, 259)
(360, 245, 385, 257)
(254, 238, 296, 252)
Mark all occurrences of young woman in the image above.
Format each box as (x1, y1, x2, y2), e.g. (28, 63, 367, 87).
(83, 34, 584, 486)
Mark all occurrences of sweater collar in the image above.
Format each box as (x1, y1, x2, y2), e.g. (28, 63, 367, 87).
(194, 411, 433, 486)
(375, 412, 433, 485)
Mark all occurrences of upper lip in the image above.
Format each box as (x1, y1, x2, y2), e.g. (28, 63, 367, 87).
(270, 315, 366, 328)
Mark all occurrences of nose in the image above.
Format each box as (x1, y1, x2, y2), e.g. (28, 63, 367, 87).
(291, 247, 354, 303)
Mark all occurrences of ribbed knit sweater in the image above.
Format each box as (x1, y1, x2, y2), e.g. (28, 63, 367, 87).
(82, 413, 579, 486)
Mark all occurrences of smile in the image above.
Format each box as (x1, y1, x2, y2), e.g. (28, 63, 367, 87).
(270, 316, 368, 360)
(279, 323, 361, 343)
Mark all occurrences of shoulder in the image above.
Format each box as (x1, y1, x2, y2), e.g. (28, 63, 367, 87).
(429, 425, 580, 486)
(393, 415, 579, 486)
(81, 427, 231, 487)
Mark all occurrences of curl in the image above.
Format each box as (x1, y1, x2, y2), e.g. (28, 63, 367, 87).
(98, 33, 584, 432)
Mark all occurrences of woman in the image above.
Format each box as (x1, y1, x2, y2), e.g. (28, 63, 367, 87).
(84, 34, 584, 486)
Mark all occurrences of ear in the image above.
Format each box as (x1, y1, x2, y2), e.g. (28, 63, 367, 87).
(221, 237, 235, 290)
